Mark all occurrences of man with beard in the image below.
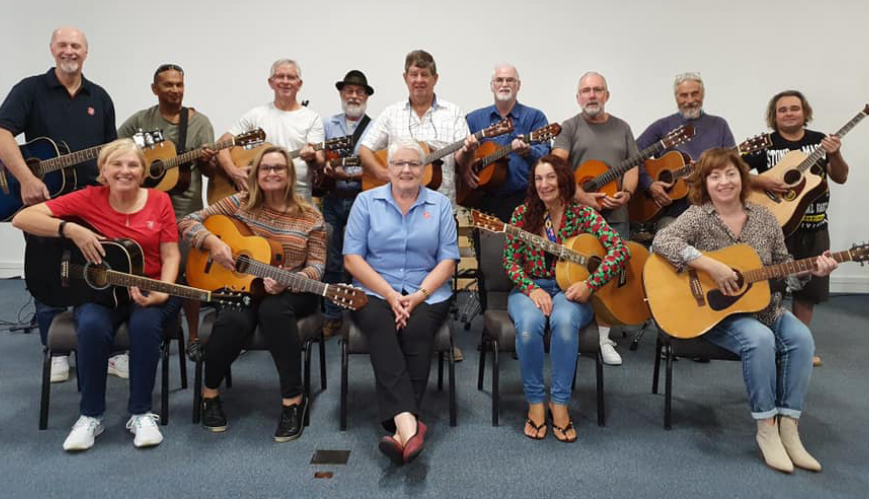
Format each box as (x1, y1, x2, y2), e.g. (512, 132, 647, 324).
(117, 63, 217, 359)
(636, 72, 736, 227)
(464, 64, 549, 222)
(320, 70, 374, 337)
(215, 59, 324, 202)
(745, 90, 850, 367)
(552, 71, 638, 366)
(0, 26, 116, 382)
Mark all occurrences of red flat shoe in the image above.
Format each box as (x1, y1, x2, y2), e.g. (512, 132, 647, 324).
(378, 435, 405, 466)
(402, 421, 427, 464)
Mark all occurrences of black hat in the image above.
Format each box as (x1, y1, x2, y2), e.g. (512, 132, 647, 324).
(335, 70, 374, 95)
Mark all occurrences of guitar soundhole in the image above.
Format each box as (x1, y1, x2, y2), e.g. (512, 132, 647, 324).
(586, 257, 602, 274)
(83, 262, 110, 290)
(235, 254, 251, 273)
(783, 169, 802, 186)
(149, 160, 165, 179)
(658, 171, 673, 184)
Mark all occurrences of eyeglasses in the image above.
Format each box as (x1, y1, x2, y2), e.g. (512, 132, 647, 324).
(388, 160, 424, 170)
(492, 77, 518, 85)
(578, 86, 607, 95)
(271, 73, 300, 82)
(154, 63, 184, 80)
(259, 164, 288, 173)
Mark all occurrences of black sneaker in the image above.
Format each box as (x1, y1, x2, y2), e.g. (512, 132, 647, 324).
(202, 396, 228, 432)
(187, 339, 203, 362)
(274, 399, 307, 442)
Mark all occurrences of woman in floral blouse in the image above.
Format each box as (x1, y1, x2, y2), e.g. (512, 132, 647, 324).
(503, 155, 629, 442)
(652, 148, 837, 473)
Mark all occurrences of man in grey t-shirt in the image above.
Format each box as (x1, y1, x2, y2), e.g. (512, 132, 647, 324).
(552, 71, 639, 367)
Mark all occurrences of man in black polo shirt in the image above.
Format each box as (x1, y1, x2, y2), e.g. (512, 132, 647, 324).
(0, 26, 117, 382)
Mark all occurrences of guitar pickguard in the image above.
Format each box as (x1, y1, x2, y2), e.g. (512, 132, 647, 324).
(706, 283, 752, 311)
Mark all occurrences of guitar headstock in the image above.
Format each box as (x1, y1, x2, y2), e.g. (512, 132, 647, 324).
(132, 129, 165, 148)
(528, 123, 562, 142)
(849, 241, 869, 264)
(326, 284, 369, 310)
(211, 291, 253, 310)
(235, 128, 266, 147)
(661, 125, 695, 149)
(470, 210, 506, 233)
(481, 118, 514, 138)
(322, 135, 353, 152)
(737, 133, 772, 156)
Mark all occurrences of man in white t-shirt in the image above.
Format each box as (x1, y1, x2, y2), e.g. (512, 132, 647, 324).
(215, 58, 325, 200)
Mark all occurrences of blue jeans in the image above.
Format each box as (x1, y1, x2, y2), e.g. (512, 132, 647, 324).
(35, 300, 66, 346)
(322, 194, 356, 320)
(73, 301, 175, 417)
(704, 311, 814, 420)
(507, 279, 594, 405)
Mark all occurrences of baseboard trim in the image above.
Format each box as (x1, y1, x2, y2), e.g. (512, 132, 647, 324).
(830, 275, 869, 294)
(0, 262, 23, 279)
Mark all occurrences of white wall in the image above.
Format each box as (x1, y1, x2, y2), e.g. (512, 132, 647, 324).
(2, 0, 868, 290)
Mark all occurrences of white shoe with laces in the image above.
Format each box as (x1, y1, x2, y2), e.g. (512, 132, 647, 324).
(108, 353, 129, 379)
(126, 413, 163, 448)
(50, 355, 70, 383)
(62, 415, 104, 451)
(600, 339, 623, 366)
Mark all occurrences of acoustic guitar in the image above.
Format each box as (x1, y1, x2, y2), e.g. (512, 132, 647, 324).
(139, 128, 264, 194)
(470, 210, 650, 326)
(206, 135, 353, 205)
(361, 118, 515, 191)
(311, 152, 361, 198)
(628, 134, 772, 222)
(643, 242, 869, 339)
(185, 214, 368, 310)
(24, 234, 249, 310)
(747, 104, 869, 236)
(456, 123, 562, 207)
(574, 125, 695, 198)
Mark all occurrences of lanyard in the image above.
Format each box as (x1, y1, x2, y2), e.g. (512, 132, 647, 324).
(544, 212, 557, 243)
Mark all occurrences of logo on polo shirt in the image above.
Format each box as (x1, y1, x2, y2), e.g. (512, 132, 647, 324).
(87, 107, 95, 116)
(423, 211, 431, 219)
(146, 221, 155, 230)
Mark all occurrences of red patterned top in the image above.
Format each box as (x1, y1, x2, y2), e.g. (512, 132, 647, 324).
(503, 201, 630, 295)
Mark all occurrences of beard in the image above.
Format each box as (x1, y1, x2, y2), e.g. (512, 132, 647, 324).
(342, 100, 366, 119)
(680, 105, 702, 119)
(582, 103, 602, 118)
(494, 89, 514, 102)
(57, 59, 80, 74)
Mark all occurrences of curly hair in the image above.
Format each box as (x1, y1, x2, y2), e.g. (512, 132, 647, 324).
(688, 148, 752, 206)
(765, 90, 813, 130)
(522, 155, 576, 235)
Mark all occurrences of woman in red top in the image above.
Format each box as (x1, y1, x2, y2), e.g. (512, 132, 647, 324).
(13, 138, 179, 452)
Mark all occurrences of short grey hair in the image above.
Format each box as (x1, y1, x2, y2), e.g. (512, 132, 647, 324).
(490, 63, 520, 82)
(50, 27, 89, 50)
(674, 72, 704, 93)
(578, 71, 607, 92)
(270, 59, 301, 79)
(387, 137, 425, 164)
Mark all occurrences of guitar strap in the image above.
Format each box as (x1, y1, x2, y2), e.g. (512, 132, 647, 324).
(178, 107, 189, 154)
(351, 115, 371, 149)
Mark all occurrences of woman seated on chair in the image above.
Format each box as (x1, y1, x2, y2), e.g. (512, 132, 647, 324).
(503, 154, 629, 443)
(177, 145, 325, 442)
(343, 138, 459, 465)
(652, 148, 837, 473)
(12, 138, 179, 451)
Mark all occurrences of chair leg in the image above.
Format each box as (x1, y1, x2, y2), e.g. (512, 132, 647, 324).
(477, 336, 487, 391)
(75, 351, 81, 393)
(39, 348, 52, 430)
(449, 340, 457, 427)
(438, 352, 444, 391)
(161, 339, 170, 425)
(193, 358, 203, 424)
(596, 352, 605, 427)
(340, 339, 349, 431)
(652, 336, 662, 394)
(492, 342, 500, 427)
(664, 344, 673, 430)
(572, 352, 579, 391)
(304, 340, 312, 427)
(176, 324, 188, 389)
(318, 333, 327, 391)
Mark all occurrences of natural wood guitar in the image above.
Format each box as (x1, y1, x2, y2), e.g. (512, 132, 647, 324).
(471, 210, 650, 326)
(361, 118, 515, 191)
(185, 214, 368, 310)
(643, 242, 869, 339)
(574, 125, 695, 198)
(207, 135, 352, 205)
(747, 104, 868, 236)
(628, 134, 772, 222)
(141, 129, 264, 194)
(311, 152, 361, 198)
(457, 123, 562, 207)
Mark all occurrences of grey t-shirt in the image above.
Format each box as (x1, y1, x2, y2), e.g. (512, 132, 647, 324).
(553, 113, 638, 223)
(118, 105, 215, 217)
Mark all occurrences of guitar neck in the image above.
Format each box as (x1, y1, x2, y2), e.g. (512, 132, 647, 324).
(163, 137, 236, 169)
(67, 263, 212, 301)
(586, 140, 663, 191)
(35, 144, 105, 176)
(502, 225, 590, 266)
(238, 257, 328, 296)
(477, 134, 540, 171)
(743, 249, 855, 283)
(425, 129, 487, 164)
(664, 141, 759, 181)
(796, 109, 867, 173)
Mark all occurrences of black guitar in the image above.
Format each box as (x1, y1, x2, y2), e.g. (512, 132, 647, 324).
(25, 235, 250, 309)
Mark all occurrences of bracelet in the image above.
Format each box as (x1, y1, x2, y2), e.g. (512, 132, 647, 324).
(418, 287, 430, 299)
(58, 220, 68, 239)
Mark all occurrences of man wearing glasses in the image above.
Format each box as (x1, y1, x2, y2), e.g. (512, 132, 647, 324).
(465, 64, 550, 222)
(215, 59, 324, 202)
(0, 26, 116, 383)
(552, 71, 639, 367)
(117, 63, 217, 360)
(635, 72, 736, 229)
(358, 49, 476, 205)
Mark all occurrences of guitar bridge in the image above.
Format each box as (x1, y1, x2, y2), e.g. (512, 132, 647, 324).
(688, 270, 705, 307)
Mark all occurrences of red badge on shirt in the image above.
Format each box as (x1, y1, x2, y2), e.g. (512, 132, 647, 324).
(87, 107, 95, 116)
(423, 211, 431, 219)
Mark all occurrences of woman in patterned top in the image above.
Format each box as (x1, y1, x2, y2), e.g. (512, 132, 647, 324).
(652, 148, 837, 473)
(178, 146, 326, 442)
(504, 154, 629, 442)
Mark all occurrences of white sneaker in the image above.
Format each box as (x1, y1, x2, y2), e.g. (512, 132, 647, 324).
(62, 415, 104, 451)
(108, 353, 129, 379)
(600, 339, 623, 366)
(126, 413, 163, 448)
(50, 356, 70, 383)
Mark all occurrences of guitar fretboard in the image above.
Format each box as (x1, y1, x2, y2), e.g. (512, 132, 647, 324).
(796, 108, 867, 174)
(424, 129, 488, 165)
(161, 138, 236, 170)
(584, 140, 667, 192)
(667, 140, 763, 181)
(475, 132, 547, 172)
(742, 249, 855, 283)
(500, 224, 589, 266)
(66, 263, 211, 301)
(236, 257, 329, 296)
(35, 144, 105, 176)
(289, 136, 351, 160)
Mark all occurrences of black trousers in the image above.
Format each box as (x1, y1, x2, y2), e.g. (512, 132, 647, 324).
(204, 292, 317, 399)
(352, 296, 451, 431)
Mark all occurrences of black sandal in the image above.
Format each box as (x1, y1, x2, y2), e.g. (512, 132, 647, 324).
(549, 410, 577, 443)
(524, 419, 547, 440)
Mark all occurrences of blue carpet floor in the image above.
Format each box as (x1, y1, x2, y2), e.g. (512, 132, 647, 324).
(0, 278, 867, 499)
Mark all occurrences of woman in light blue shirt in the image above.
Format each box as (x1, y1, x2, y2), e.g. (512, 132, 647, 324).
(344, 138, 459, 466)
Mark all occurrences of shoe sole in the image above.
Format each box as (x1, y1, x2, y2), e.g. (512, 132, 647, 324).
(107, 367, 129, 379)
(204, 424, 228, 433)
(133, 436, 164, 448)
(379, 440, 405, 466)
(63, 425, 104, 451)
(50, 374, 70, 383)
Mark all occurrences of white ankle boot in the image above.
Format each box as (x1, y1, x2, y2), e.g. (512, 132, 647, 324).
(779, 416, 822, 472)
(756, 419, 793, 473)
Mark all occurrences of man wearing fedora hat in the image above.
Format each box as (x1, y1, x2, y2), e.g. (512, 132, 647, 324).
(321, 70, 374, 336)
